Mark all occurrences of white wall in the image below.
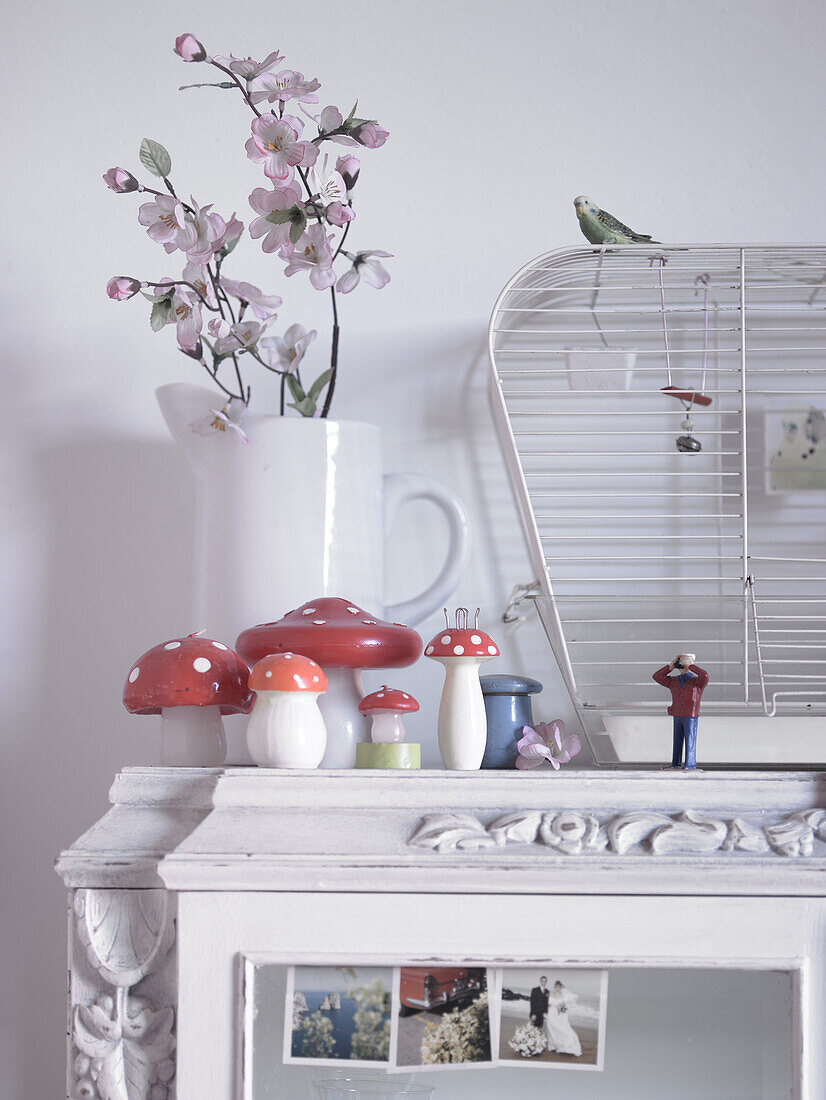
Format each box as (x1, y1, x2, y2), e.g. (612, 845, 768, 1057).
(2, 0, 825, 1094)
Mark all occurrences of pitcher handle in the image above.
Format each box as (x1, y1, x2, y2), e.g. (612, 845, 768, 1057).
(383, 473, 469, 627)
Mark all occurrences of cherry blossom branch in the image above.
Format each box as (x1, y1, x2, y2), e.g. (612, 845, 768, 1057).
(207, 59, 262, 117)
(320, 287, 340, 418)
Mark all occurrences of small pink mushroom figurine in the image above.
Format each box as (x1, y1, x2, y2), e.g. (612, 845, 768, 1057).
(123, 633, 253, 766)
(359, 686, 420, 743)
(425, 608, 500, 770)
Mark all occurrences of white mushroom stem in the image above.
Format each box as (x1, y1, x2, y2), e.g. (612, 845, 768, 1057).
(434, 657, 488, 770)
(369, 711, 407, 744)
(160, 706, 227, 767)
(317, 667, 369, 768)
(246, 691, 327, 769)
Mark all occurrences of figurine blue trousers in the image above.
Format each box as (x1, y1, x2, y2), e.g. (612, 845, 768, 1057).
(672, 716, 698, 769)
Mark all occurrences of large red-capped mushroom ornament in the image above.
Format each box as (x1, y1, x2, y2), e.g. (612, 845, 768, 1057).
(123, 633, 253, 766)
(425, 608, 500, 770)
(236, 598, 422, 768)
(247, 653, 328, 768)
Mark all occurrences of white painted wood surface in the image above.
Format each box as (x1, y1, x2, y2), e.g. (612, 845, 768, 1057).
(56, 768, 826, 1098)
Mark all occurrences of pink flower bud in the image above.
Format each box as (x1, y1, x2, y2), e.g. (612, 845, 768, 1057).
(174, 33, 207, 62)
(352, 123, 389, 149)
(106, 277, 142, 301)
(335, 155, 360, 190)
(103, 167, 140, 193)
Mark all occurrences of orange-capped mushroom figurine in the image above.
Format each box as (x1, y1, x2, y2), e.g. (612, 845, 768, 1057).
(246, 652, 328, 768)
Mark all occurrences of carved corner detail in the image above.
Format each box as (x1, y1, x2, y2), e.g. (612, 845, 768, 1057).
(408, 808, 826, 858)
(70, 890, 177, 1100)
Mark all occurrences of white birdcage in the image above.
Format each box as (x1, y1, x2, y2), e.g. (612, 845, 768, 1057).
(488, 244, 826, 766)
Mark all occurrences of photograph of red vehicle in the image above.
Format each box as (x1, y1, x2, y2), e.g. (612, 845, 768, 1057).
(393, 967, 492, 1070)
(399, 966, 485, 1015)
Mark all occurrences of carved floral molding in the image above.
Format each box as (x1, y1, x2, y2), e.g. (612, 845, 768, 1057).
(408, 808, 826, 858)
(71, 889, 176, 1100)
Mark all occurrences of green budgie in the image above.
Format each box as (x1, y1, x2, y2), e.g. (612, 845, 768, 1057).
(574, 195, 659, 244)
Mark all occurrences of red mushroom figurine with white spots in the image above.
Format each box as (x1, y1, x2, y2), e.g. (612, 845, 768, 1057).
(358, 686, 419, 743)
(123, 633, 253, 766)
(236, 598, 422, 769)
(246, 653, 328, 768)
(425, 608, 500, 770)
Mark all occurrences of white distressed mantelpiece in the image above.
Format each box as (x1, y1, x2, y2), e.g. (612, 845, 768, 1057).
(56, 767, 826, 896)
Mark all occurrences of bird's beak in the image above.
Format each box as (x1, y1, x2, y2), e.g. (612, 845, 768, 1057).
(574, 202, 583, 214)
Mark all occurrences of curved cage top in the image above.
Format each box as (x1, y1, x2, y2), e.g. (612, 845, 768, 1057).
(488, 244, 826, 750)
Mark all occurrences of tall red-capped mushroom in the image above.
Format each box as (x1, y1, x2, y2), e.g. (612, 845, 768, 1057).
(236, 598, 422, 768)
(124, 633, 252, 766)
(425, 609, 500, 770)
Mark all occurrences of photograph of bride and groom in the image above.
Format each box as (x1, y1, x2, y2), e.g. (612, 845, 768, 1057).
(498, 968, 607, 1071)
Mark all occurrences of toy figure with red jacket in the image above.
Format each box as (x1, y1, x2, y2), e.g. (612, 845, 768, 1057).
(652, 654, 709, 770)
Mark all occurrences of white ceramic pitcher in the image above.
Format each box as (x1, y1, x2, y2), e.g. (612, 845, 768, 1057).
(156, 381, 469, 654)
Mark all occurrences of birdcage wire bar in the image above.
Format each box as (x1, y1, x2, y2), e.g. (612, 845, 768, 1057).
(488, 244, 826, 763)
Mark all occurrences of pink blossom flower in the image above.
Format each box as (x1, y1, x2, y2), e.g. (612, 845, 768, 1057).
(174, 34, 207, 62)
(213, 320, 266, 357)
(515, 721, 581, 771)
(311, 105, 358, 145)
(171, 288, 203, 351)
(208, 317, 230, 339)
(335, 154, 361, 191)
(261, 323, 317, 374)
(183, 199, 226, 264)
(336, 250, 392, 294)
(189, 398, 248, 444)
(249, 70, 321, 106)
(326, 201, 354, 227)
(352, 122, 389, 149)
(221, 278, 282, 321)
(214, 213, 244, 253)
(103, 167, 140, 193)
(217, 51, 284, 81)
(106, 276, 142, 301)
(248, 181, 304, 253)
(182, 261, 217, 308)
(138, 194, 192, 253)
(282, 224, 336, 291)
(245, 114, 318, 181)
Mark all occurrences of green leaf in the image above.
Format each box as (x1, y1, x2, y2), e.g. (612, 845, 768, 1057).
(220, 235, 240, 259)
(345, 100, 359, 124)
(150, 298, 172, 332)
(289, 208, 308, 244)
(307, 369, 333, 402)
(286, 375, 306, 404)
(265, 209, 293, 225)
(139, 138, 172, 179)
(288, 397, 317, 417)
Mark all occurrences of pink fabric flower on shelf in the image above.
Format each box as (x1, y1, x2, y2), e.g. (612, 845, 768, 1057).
(249, 70, 321, 106)
(352, 122, 389, 149)
(248, 181, 304, 253)
(189, 398, 248, 444)
(245, 114, 318, 181)
(103, 167, 140, 193)
(220, 278, 282, 321)
(208, 317, 230, 339)
(106, 276, 142, 301)
(515, 721, 581, 771)
(325, 201, 354, 227)
(336, 250, 392, 294)
(282, 224, 336, 291)
(174, 34, 207, 63)
(261, 323, 317, 374)
(138, 194, 192, 253)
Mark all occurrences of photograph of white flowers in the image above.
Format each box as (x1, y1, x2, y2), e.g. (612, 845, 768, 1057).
(497, 968, 608, 1071)
(390, 966, 493, 1073)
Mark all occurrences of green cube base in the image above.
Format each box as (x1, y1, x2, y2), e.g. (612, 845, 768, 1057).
(355, 743, 421, 770)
